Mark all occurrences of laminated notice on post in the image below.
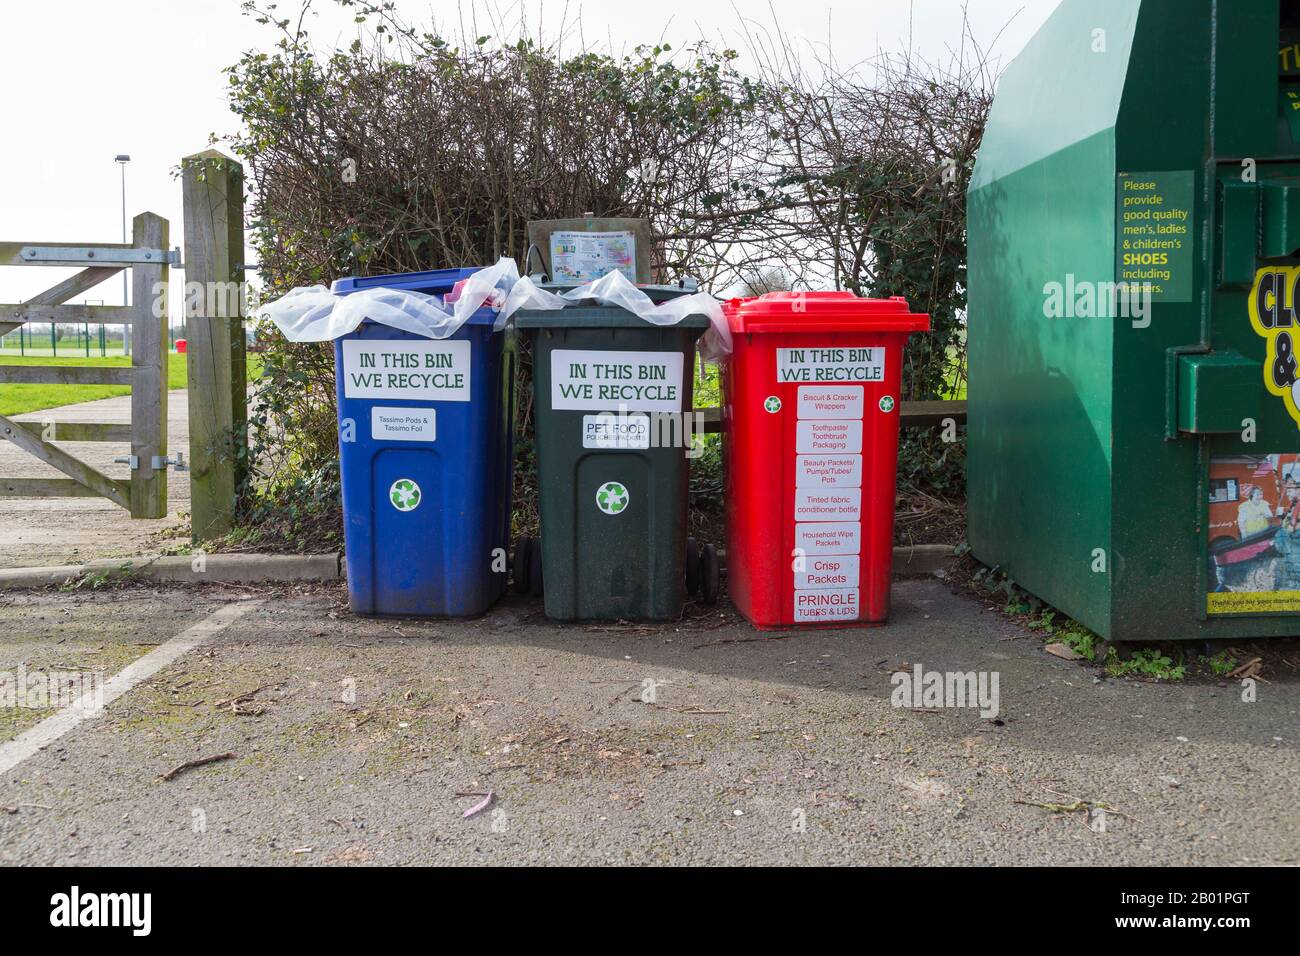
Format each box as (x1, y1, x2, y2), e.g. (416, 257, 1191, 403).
(550, 230, 637, 283)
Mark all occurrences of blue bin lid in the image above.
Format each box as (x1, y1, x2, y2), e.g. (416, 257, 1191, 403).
(330, 267, 498, 327)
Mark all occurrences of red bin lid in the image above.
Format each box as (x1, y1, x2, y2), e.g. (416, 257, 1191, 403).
(724, 291, 930, 334)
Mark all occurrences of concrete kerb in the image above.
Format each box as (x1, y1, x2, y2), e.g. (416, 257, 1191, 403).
(0, 553, 341, 589)
(714, 544, 957, 576)
(0, 545, 955, 590)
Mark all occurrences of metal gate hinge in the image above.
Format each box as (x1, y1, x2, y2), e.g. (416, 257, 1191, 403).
(115, 452, 186, 472)
(19, 246, 182, 267)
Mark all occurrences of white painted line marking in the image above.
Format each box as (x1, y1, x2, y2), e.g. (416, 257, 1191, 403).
(0, 600, 260, 777)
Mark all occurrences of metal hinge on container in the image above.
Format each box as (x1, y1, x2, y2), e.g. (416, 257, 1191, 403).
(20, 246, 182, 267)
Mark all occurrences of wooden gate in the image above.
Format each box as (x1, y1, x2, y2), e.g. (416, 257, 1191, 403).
(0, 212, 177, 518)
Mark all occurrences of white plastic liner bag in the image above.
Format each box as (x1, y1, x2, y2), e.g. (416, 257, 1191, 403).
(258, 257, 521, 342)
(503, 269, 733, 360)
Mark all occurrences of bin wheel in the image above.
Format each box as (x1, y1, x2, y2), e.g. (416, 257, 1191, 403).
(528, 537, 544, 597)
(700, 543, 720, 606)
(685, 537, 702, 595)
(512, 536, 533, 595)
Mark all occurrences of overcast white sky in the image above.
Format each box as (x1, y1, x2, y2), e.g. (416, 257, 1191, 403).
(0, 0, 1062, 317)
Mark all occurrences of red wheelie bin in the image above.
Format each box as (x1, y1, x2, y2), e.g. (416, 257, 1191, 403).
(722, 292, 929, 629)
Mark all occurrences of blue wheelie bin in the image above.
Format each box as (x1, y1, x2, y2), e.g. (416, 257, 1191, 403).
(331, 268, 515, 616)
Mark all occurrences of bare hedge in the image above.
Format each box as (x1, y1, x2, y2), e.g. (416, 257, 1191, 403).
(225, 1, 990, 541)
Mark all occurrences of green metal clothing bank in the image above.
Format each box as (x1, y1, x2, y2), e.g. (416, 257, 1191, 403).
(968, 0, 1300, 642)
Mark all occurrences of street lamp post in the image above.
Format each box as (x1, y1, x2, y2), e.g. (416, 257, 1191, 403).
(114, 154, 130, 355)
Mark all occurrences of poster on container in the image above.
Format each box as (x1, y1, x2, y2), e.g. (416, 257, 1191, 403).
(1206, 452, 1300, 614)
(549, 230, 637, 283)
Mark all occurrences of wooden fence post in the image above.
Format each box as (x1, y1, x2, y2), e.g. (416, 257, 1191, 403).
(130, 212, 169, 519)
(181, 150, 247, 544)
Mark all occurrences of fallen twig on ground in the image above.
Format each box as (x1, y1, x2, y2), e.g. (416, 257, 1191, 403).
(636, 701, 730, 714)
(462, 791, 495, 819)
(159, 751, 237, 782)
(1228, 657, 1264, 680)
(693, 634, 795, 649)
(584, 621, 659, 633)
(1014, 794, 1137, 824)
(213, 681, 281, 716)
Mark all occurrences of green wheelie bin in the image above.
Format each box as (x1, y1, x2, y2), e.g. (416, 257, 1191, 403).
(516, 289, 710, 621)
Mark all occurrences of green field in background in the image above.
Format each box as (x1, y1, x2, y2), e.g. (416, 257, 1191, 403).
(0, 355, 189, 417)
(0, 348, 129, 358)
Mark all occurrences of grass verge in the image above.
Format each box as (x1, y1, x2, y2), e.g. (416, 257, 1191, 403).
(0, 354, 188, 417)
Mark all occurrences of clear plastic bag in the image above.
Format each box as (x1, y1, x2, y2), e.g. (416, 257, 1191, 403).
(258, 258, 732, 358)
(503, 269, 732, 359)
(258, 257, 521, 342)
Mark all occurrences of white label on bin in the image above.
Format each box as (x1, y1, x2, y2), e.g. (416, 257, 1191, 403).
(797, 385, 864, 420)
(797, 419, 862, 454)
(551, 349, 684, 412)
(794, 521, 861, 555)
(582, 413, 650, 449)
(794, 488, 861, 521)
(791, 381, 866, 621)
(371, 406, 435, 442)
(796, 454, 863, 488)
(776, 347, 883, 384)
(793, 587, 860, 622)
(794, 555, 860, 590)
(341, 340, 471, 402)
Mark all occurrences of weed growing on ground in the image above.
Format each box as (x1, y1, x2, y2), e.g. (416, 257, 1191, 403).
(1196, 650, 1238, 678)
(1105, 647, 1188, 682)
